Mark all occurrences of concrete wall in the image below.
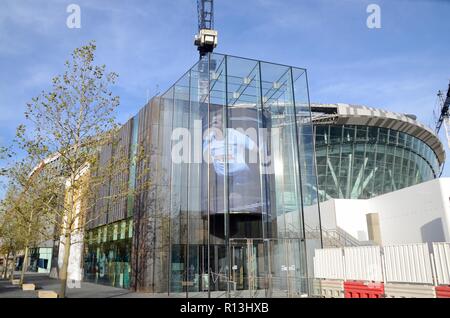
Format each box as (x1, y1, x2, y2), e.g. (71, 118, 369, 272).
(366, 213, 382, 245)
(318, 199, 337, 230)
(334, 199, 369, 241)
(371, 178, 450, 245)
(318, 178, 450, 246)
(319, 199, 370, 241)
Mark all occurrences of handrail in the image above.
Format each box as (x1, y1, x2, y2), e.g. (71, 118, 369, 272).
(304, 224, 362, 247)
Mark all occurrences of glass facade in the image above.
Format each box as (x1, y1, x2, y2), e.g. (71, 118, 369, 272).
(84, 218, 133, 288)
(21, 247, 52, 273)
(314, 124, 441, 201)
(83, 53, 321, 297)
(81, 53, 322, 297)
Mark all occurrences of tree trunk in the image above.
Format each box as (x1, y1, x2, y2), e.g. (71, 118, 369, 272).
(59, 170, 76, 298)
(59, 232, 72, 298)
(20, 209, 33, 285)
(19, 246, 29, 285)
(10, 254, 16, 283)
(3, 251, 10, 279)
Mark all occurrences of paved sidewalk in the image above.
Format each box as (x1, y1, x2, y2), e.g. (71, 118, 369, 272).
(0, 273, 136, 298)
(0, 273, 306, 298)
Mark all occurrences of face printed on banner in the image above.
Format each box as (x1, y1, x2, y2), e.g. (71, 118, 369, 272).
(204, 111, 257, 177)
(202, 108, 263, 217)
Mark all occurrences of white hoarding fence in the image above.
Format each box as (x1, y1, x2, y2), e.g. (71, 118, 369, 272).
(343, 246, 383, 282)
(383, 243, 433, 284)
(313, 248, 344, 280)
(314, 243, 450, 284)
(433, 242, 450, 285)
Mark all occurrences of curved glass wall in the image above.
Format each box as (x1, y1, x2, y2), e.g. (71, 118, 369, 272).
(314, 124, 441, 201)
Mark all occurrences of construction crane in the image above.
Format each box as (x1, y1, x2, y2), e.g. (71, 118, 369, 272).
(435, 81, 450, 150)
(194, 0, 218, 58)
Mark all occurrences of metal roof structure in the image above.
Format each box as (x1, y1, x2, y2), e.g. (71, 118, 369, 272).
(311, 103, 445, 165)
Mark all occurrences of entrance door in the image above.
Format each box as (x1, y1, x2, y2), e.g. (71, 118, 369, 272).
(230, 238, 307, 297)
(268, 238, 307, 297)
(230, 239, 261, 296)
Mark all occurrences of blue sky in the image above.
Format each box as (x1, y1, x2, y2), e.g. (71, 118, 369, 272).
(0, 0, 449, 197)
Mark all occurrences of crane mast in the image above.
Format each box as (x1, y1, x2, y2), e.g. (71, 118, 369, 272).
(194, 0, 218, 59)
(435, 81, 450, 151)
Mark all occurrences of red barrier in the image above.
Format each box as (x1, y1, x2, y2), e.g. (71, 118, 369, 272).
(344, 281, 385, 298)
(435, 286, 450, 298)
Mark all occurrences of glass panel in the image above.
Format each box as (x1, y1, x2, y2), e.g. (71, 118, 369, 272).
(356, 126, 367, 142)
(368, 127, 378, 143)
(84, 219, 132, 289)
(169, 69, 191, 294)
(388, 129, 398, 145)
(343, 126, 355, 143)
(292, 67, 320, 293)
(330, 126, 343, 143)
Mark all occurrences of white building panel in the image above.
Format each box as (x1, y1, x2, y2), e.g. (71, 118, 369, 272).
(313, 248, 344, 280)
(318, 178, 450, 247)
(343, 246, 383, 282)
(58, 231, 84, 283)
(333, 200, 369, 241)
(372, 179, 450, 245)
(383, 244, 433, 284)
(433, 242, 450, 285)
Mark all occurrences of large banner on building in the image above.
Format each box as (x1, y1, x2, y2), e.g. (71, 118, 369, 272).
(202, 107, 265, 217)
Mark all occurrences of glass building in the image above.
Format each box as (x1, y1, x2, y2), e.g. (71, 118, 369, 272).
(84, 53, 322, 297)
(17, 246, 52, 274)
(311, 104, 445, 201)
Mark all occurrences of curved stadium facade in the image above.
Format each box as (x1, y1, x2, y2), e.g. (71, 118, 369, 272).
(311, 103, 445, 201)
